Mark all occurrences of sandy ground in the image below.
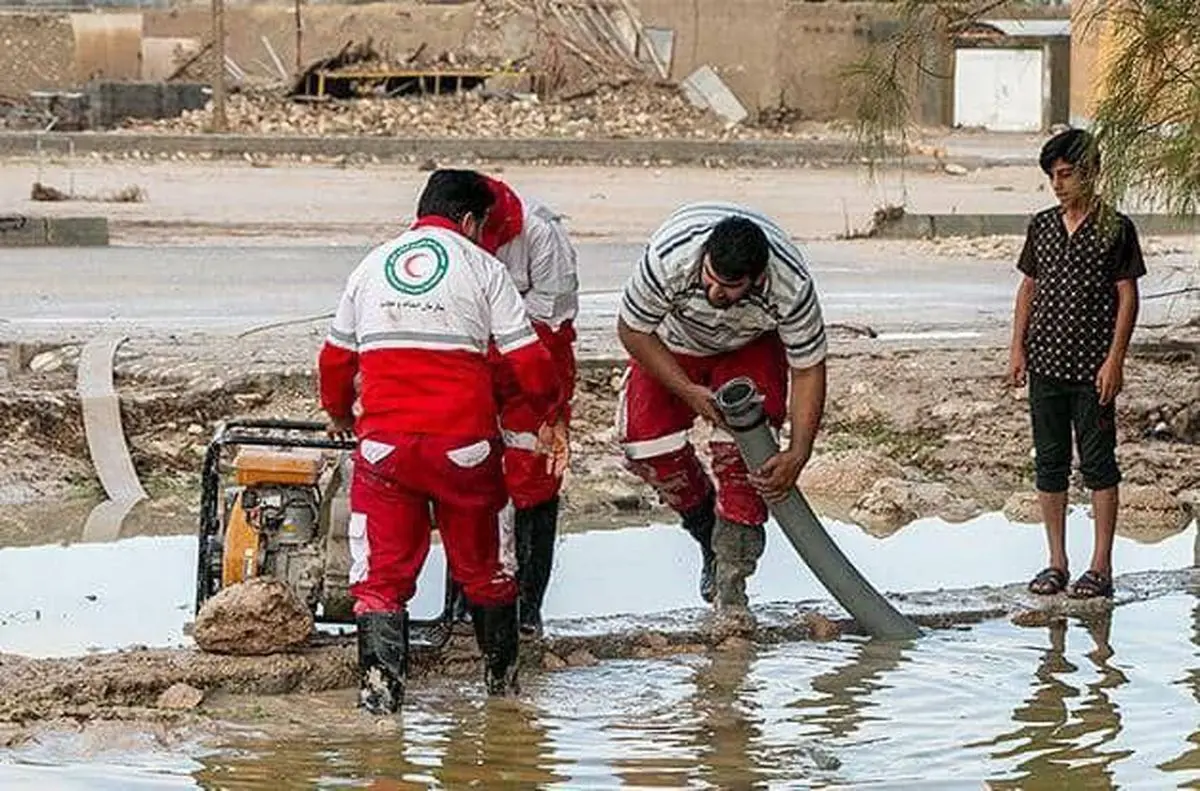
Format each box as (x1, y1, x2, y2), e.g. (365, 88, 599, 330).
(3, 156, 1065, 244)
(1, 158, 1196, 519)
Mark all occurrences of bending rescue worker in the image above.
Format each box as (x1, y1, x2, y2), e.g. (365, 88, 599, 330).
(318, 169, 562, 714)
(616, 202, 828, 627)
(464, 174, 579, 638)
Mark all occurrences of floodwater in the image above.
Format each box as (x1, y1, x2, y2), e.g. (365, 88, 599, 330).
(1, 503, 1198, 788)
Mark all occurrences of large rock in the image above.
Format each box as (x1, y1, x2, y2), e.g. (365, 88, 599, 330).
(156, 682, 205, 710)
(1003, 490, 1043, 524)
(849, 477, 981, 536)
(799, 451, 905, 499)
(927, 398, 998, 423)
(193, 578, 314, 656)
(839, 380, 885, 424)
(1119, 484, 1194, 541)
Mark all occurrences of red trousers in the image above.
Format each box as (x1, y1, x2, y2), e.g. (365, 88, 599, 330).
(617, 333, 788, 526)
(348, 432, 517, 615)
(491, 332, 576, 510)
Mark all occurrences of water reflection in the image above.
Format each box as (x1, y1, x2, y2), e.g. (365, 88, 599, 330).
(1159, 596, 1200, 777)
(692, 647, 763, 788)
(435, 696, 561, 789)
(980, 612, 1130, 790)
(787, 637, 910, 741)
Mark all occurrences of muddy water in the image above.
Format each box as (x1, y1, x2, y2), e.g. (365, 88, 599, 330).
(2, 594, 1198, 789)
(1, 505, 1196, 657)
(1, 505, 1197, 787)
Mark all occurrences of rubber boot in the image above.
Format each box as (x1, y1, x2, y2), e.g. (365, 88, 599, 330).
(470, 602, 520, 696)
(680, 490, 717, 603)
(712, 518, 766, 637)
(449, 584, 471, 625)
(356, 611, 409, 715)
(515, 496, 559, 638)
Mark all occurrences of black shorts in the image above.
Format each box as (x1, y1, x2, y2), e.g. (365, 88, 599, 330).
(1028, 373, 1121, 493)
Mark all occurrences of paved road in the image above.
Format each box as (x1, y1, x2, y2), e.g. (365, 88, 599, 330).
(1, 243, 1190, 353)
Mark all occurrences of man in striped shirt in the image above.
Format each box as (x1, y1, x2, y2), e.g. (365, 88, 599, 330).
(616, 202, 828, 626)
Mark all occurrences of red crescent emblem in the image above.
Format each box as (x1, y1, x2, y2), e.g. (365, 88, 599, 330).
(402, 254, 423, 278)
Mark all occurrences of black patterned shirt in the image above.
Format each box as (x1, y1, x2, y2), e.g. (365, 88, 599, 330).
(1017, 205, 1146, 382)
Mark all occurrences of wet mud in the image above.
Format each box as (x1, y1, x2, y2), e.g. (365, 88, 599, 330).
(1, 567, 1195, 728)
(1, 343, 1197, 540)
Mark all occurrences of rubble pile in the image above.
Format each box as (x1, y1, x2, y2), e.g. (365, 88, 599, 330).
(322, 40, 524, 75)
(126, 81, 800, 141)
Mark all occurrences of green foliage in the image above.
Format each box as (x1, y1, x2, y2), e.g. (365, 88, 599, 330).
(846, 0, 1200, 215)
(1087, 0, 1200, 214)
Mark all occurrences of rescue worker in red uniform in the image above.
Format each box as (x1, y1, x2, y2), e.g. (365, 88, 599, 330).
(616, 203, 828, 630)
(318, 169, 561, 714)
(476, 175, 579, 637)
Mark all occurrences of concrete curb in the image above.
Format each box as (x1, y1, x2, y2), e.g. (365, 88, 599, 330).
(0, 131, 1035, 170)
(877, 212, 1200, 238)
(0, 215, 110, 247)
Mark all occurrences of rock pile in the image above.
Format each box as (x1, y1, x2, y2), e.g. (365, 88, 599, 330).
(124, 83, 806, 141)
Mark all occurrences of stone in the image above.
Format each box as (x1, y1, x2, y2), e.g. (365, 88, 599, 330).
(1010, 610, 1065, 628)
(541, 651, 568, 671)
(943, 163, 969, 176)
(1003, 490, 1043, 524)
(802, 612, 841, 642)
(193, 577, 314, 655)
(0, 724, 28, 748)
(799, 451, 905, 499)
(849, 477, 980, 535)
(156, 682, 204, 710)
(28, 350, 64, 374)
(565, 649, 599, 667)
(928, 399, 997, 423)
(640, 632, 670, 650)
(1120, 484, 1194, 539)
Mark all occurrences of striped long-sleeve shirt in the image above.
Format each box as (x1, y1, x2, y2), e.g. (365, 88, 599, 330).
(619, 202, 827, 368)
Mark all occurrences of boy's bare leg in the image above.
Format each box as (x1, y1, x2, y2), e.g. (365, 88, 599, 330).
(1039, 490, 1070, 572)
(1089, 486, 1118, 578)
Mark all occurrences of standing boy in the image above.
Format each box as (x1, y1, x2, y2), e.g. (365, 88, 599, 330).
(1007, 129, 1146, 599)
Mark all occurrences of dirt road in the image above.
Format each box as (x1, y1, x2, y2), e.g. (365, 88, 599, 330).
(2, 157, 1059, 243)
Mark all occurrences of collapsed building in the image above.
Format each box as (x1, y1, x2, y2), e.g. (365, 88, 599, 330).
(0, 0, 1072, 134)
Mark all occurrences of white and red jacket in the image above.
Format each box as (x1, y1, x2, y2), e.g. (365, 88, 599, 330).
(480, 177, 579, 412)
(318, 216, 560, 439)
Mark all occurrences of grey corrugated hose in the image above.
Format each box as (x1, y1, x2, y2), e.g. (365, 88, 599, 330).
(713, 376, 921, 640)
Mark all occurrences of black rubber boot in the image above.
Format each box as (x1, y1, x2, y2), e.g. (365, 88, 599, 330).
(515, 496, 559, 638)
(356, 611, 409, 715)
(680, 490, 717, 603)
(470, 602, 520, 696)
(449, 584, 471, 625)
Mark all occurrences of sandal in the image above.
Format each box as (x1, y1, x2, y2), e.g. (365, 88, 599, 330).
(1028, 567, 1069, 595)
(1068, 570, 1113, 600)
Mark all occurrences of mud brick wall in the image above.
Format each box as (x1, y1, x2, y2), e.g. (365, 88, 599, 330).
(142, 1, 492, 83)
(0, 13, 75, 97)
(637, 0, 1069, 121)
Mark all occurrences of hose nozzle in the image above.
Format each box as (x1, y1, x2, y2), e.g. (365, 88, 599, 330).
(713, 376, 766, 430)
